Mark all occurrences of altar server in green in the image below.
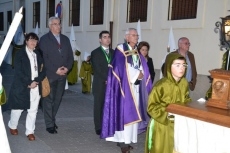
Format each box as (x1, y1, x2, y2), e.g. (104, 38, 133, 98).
(67, 25, 81, 85)
(79, 52, 93, 94)
(145, 53, 191, 153)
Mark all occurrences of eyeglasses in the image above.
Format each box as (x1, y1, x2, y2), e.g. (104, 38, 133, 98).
(129, 34, 139, 37)
(172, 63, 188, 68)
(51, 23, 61, 27)
(182, 42, 191, 46)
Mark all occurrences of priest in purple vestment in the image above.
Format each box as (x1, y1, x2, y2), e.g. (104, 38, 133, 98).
(100, 28, 152, 153)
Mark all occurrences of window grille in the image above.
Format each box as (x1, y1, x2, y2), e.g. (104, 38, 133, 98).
(46, 0, 55, 27)
(7, 11, 12, 30)
(168, 0, 198, 20)
(33, 2, 40, 28)
(127, 0, 148, 23)
(90, 0, 104, 25)
(69, 0, 80, 26)
(0, 12, 3, 31)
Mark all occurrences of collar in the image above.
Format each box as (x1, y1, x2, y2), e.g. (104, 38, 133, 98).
(177, 49, 188, 56)
(53, 33, 60, 38)
(101, 45, 109, 50)
(26, 46, 34, 53)
(127, 43, 137, 50)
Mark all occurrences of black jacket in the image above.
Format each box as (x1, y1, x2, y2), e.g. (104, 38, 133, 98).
(147, 57, 155, 83)
(91, 47, 114, 95)
(8, 47, 46, 109)
(39, 31, 74, 81)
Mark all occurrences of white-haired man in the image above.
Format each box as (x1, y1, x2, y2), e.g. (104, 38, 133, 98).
(39, 16, 73, 134)
(100, 28, 152, 153)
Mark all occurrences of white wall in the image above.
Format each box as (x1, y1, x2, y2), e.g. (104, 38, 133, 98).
(111, 0, 230, 75)
(1, 0, 230, 76)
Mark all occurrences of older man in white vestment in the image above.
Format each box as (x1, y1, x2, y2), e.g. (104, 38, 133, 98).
(101, 28, 152, 153)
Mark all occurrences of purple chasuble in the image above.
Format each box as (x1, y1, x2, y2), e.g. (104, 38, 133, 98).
(100, 43, 152, 139)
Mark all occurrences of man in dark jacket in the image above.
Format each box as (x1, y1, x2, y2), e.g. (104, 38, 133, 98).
(91, 31, 114, 135)
(39, 16, 73, 134)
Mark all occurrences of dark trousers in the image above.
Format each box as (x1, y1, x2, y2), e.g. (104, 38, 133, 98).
(43, 78, 66, 128)
(93, 87, 106, 131)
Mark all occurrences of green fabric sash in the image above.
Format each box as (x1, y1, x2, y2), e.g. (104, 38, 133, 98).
(148, 119, 155, 151)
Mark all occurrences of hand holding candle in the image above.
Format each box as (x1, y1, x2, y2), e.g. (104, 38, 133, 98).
(0, 7, 23, 65)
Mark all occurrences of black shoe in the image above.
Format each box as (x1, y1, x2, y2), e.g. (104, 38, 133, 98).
(54, 123, 58, 129)
(46, 127, 57, 134)
(95, 129, 101, 135)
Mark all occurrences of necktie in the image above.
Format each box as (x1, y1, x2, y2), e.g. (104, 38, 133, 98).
(55, 35, 60, 44)
(105, 48, 109, 54)
(55, 36, 61, 53)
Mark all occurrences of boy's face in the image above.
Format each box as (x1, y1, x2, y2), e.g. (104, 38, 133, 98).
(171, 59, 187, 81)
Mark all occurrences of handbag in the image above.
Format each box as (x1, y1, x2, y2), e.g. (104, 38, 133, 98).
(40, 64, 50, 97)
(41, 77, 50, 97)
(0, 87, 6, 105)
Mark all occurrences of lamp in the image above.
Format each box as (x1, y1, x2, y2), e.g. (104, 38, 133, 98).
(215, 15, 230, 70)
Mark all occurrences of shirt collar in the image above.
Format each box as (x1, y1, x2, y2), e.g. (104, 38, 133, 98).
(101, 45, 109, 50)
(53, 34, 60, 38)
(127, 43, 137, 50)
(26, 46, 33, 53)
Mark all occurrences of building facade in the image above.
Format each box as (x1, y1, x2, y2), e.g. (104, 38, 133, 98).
(1, 0, 230, 99)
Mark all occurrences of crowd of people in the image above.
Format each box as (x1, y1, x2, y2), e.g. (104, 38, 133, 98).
(0, 16, 198, 153)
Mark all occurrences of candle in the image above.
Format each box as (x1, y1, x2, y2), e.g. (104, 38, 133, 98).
(0, 7, 23, 65)
(167, 46, 170, 53)
(110, 0, 114, 21)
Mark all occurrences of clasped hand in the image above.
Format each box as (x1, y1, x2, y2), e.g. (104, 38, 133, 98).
(28, 81, 38, 89)
(56, 66, 68, 76)
(138, 70, 144, 79)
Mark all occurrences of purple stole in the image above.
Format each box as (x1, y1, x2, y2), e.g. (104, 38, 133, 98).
(100, 43, 152, 138)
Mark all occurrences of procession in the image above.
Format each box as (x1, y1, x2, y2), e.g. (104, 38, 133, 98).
(1, 1, 230, 153)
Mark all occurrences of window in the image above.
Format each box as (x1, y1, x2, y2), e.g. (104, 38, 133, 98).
(33, 1, 40, 28)
(0, 12, 3, 31)
(90, 0, 104, 25)
(7, 11, 12, 30)
(127, 0, 148, 23)
(168, 0, 198, 20)
(69, 0, 80, 26)
(47, 0, 55, 27)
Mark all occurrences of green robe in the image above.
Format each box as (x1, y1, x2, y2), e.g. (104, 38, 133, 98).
(79, 61, 93, 93)
(67, 61, 78, 84)
(145, 53, 191, 153)
(0, 87, 6, 105)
